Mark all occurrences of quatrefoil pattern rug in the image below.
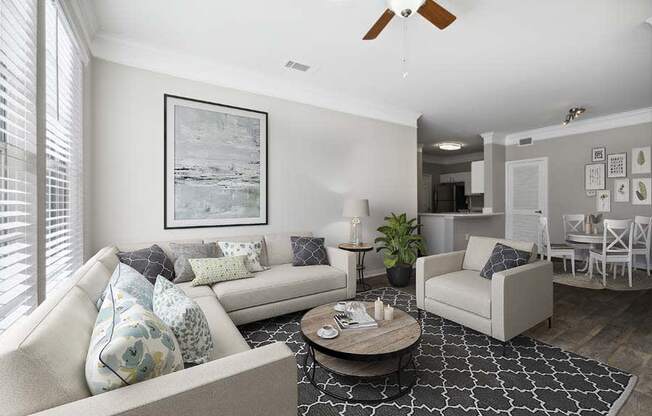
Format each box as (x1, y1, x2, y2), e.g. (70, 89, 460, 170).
(239, 288, 635, 416)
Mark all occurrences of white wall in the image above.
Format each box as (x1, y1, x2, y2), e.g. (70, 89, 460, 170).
(90, 59, 418, 274)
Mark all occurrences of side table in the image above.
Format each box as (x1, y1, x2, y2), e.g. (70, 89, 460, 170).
(338, 243, 374, 292)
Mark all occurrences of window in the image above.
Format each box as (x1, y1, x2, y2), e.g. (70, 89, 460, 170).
(0, 0, 83, 334)
(0, 0, 38, 332)
(45, 0, 83, 294)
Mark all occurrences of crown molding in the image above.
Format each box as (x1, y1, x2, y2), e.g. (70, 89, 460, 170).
(62, 0, 99, 63)
(90, 34, 421, 128)
(423, 151, 484, 165)
(504, 107, 652, 146)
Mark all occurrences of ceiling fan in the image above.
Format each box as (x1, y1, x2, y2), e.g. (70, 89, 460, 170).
(363, 0, 456, 40)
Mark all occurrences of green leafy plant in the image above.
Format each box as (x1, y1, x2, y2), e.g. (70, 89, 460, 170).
(637, 150, 646, 166)
(636, 180, 647, 201)
(374, 213, 426, 269)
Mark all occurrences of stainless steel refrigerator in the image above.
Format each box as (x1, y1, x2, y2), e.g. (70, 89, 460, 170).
(434, 182, 467, 213)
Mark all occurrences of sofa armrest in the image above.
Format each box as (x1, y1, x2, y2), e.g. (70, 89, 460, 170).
(31, 343, 297, 416)
(326, 246, 357, 299)
(415, 250, 465, 309)
(491, 261, 553, 342)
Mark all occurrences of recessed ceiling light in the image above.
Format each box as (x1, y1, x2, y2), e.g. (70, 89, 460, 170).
(436, 142, 463, 151)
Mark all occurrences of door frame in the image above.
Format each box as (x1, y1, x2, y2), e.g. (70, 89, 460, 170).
(505, 157, 549, 239)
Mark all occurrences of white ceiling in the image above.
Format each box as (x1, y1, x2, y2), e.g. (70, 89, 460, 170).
(83, 0, 652, 154)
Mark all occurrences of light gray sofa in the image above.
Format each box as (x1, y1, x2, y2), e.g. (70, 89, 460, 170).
(0, 233, 356, 416)
(416, 236, 553, 342)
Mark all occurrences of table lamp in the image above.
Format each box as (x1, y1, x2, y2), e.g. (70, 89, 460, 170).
(342, 199, 370, 246)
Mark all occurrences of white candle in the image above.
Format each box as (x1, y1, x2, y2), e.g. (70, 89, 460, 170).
(384, 305, 394, 321)
(374, 298, 384, 321)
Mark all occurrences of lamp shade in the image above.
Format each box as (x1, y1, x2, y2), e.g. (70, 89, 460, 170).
(342, 199, 370, 217)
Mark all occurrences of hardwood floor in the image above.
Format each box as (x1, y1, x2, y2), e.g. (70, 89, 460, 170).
(363, 264, 652, 415)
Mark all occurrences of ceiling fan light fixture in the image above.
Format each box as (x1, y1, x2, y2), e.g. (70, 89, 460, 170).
(389, 0, 426, 18)
(562, 107, 586, 126)
(436, 142, 463, 151)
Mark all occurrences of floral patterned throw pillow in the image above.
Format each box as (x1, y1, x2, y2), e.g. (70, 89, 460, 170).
(217, 240, 268, 272)
(153, 277, 214, 364)
(85, 287, 183, 395)
(189, 256, 253, 286)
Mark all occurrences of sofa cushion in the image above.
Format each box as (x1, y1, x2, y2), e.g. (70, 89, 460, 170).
(175, 282, 216, 299)
(153, 277, 214, 365)
(217, 240, 268, 272)
(264, 232, 312, 266)
(212, 263, 346, 312)
(192, 296, 250, 360)
(117, 244, 175, 283)
(169, 242, 219, 283)
(480, 243, 531, 279)
(425, 269, 492, 318)
(75, 262, 113, 305)
(290, 236, 329, 266)
(95, 246, 120, 273)
(0, 286, 97, 416)
(85, 288, 183, 395)
(463, 236, 536, 272)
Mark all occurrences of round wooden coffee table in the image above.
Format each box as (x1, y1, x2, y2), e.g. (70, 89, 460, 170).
(300, 301, 421, 403)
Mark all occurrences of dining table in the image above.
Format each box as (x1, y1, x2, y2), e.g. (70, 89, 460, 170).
(565, 232, 613, 273)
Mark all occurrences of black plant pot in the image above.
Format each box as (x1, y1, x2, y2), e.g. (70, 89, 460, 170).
(386, 265, 412, 287)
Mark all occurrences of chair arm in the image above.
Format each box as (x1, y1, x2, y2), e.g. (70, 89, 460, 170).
(31, 342, 297, 416)
(491, 261, 553, 342)
(415, 250, 465, 309)
(326, 246, 357, 299)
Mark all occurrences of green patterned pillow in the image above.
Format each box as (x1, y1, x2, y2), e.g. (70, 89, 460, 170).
(85, 286, 184, 395)
(153, 277, 214, 364)
(189, 255, 253, 286)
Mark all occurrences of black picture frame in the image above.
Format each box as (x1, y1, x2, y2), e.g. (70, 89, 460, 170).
(163, 94, 269, 229)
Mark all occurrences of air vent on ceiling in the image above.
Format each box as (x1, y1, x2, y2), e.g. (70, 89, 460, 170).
(285, 60, 311, 72)
(518, 137, 533, 146)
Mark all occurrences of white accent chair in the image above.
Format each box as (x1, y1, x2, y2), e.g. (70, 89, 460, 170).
(416, 236, 553, 343)
(632, 216, 651, 276)
(588, 219, 634, 287)
(538, 217, 576, 277)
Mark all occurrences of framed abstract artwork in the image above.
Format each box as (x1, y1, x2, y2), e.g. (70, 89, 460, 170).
(613, 179, 629, 202)
(585, 163, 605, 191)
(632, 146, 651, 174)
(592, 147, 606, 162)
(607, 153, 626, 178)
(164, 94, 268, 229)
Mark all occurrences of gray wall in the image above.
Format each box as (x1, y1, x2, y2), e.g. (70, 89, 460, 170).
(90, 59, 418, 274)
(506, 122, 652, 245)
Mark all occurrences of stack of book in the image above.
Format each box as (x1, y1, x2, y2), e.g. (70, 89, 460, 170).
(333, 310, 378, 330)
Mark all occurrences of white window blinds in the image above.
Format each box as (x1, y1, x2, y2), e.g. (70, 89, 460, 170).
(44, 0, 83, 294)
(0, 0, 38, 332)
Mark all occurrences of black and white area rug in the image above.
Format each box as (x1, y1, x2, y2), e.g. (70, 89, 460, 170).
(239, 288, 636, 416)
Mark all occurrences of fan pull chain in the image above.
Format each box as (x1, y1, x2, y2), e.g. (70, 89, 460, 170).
(402, 19, 409, 79)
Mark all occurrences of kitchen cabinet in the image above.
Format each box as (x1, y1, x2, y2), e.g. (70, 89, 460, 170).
(471, 161, 484, 194)
(440, 172, 472, 195)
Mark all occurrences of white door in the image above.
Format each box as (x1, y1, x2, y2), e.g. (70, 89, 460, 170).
(506, 158, 548, 243)
(421, 174, 433, 212)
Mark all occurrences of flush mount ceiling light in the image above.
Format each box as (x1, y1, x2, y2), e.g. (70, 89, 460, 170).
(562, 107, 586, 126)
(436, 142, 463, 151)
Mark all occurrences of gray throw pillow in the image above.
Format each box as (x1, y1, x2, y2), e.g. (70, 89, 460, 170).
(170, 242, 219, 283)
(480, 243, 530, 279)
(117, 244, 175, 284)
(290, 236, 329, 266)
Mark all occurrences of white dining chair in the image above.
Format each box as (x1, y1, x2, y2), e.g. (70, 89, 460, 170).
(563, 214, 587, 240)
(632, 216, 651, 276)
(538, 217, 576, 276)
(588, 219, 634, 287)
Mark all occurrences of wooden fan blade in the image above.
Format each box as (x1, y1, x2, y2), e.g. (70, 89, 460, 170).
(363, 9, 395, 40)
(418, 0, 456, 30)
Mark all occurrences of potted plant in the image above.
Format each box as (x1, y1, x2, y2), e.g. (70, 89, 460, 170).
(374, 213, 426, 287)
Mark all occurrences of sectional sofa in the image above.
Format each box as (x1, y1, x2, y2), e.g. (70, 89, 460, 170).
(0, 233, 357, 416)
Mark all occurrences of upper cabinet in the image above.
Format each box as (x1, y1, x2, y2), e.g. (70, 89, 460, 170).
(471, 161, 485, 194)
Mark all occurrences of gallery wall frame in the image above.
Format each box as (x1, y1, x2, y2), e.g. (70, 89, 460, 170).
(163, 94, 269, 229)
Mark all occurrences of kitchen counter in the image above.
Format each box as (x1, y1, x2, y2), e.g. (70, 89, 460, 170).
(419, 212, 504, 218)
(419, 212, 505, 255)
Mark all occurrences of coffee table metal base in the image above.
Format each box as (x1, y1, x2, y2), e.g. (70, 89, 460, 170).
(302, 345, 417, 404)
